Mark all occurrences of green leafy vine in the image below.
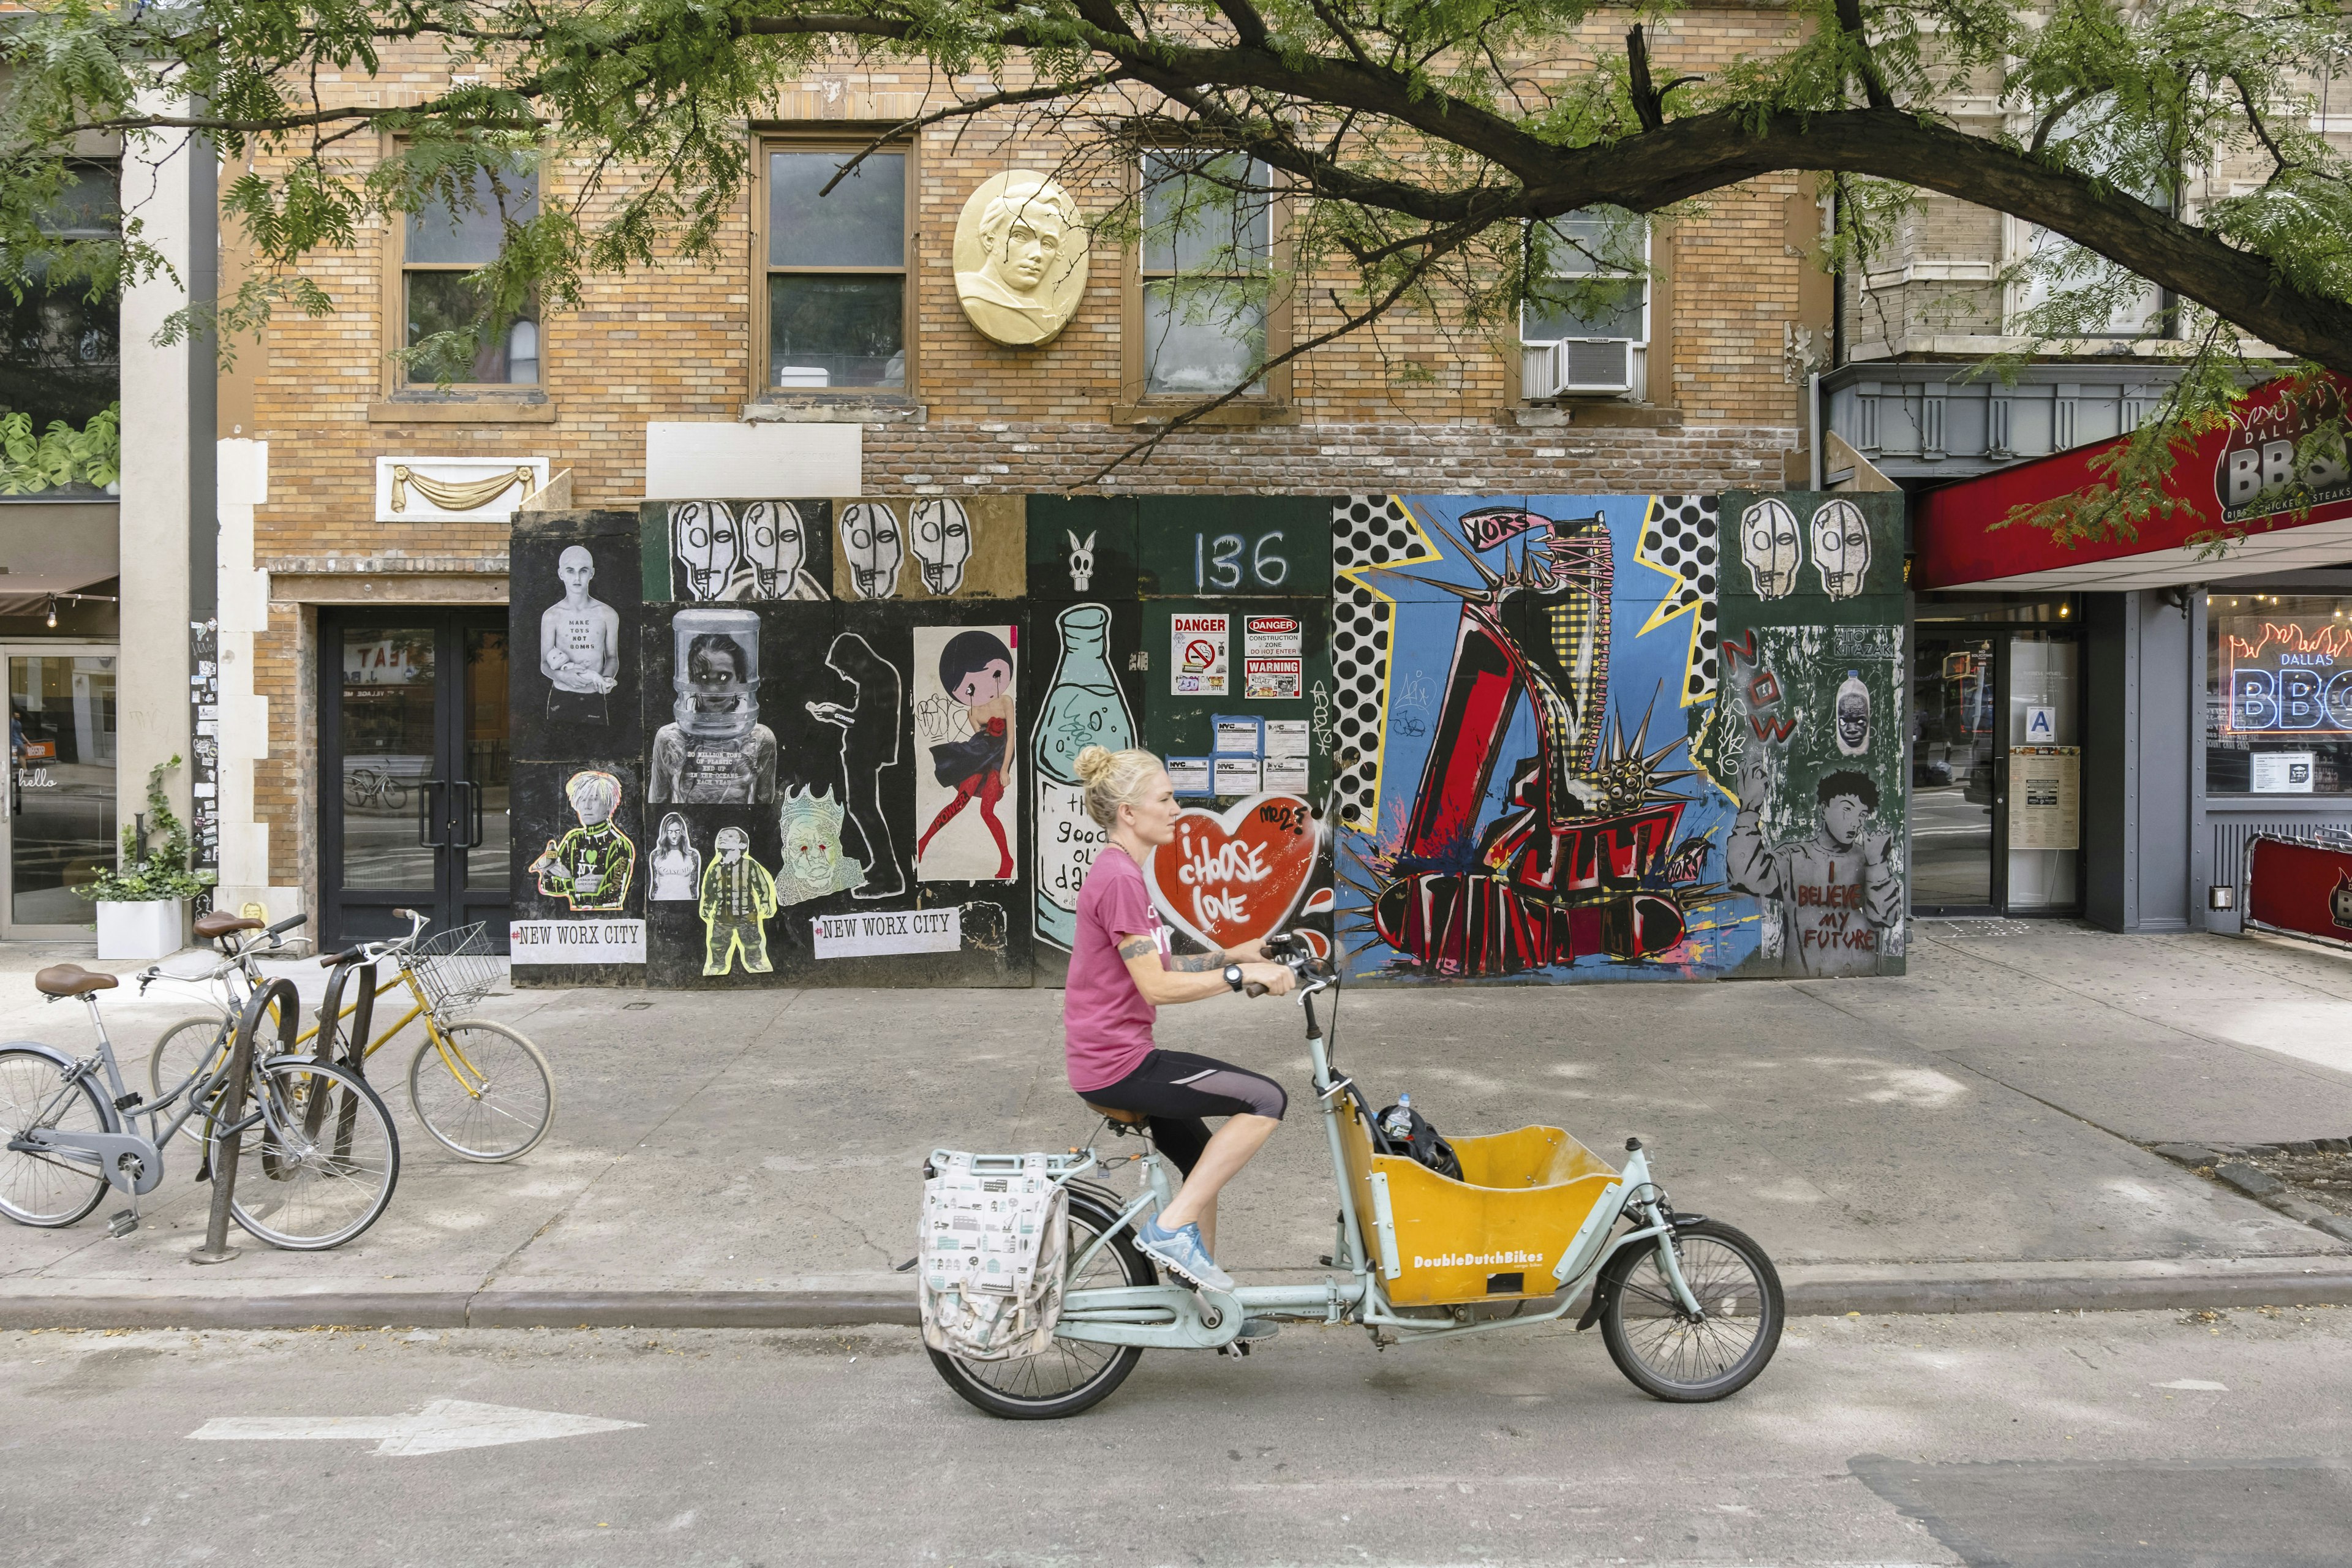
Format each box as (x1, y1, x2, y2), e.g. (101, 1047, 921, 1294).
(76, 755, 213, 903)
(0, 400, 120, 495)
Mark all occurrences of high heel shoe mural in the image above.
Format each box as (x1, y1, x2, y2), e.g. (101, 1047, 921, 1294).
(1336, 497, 1728, 979)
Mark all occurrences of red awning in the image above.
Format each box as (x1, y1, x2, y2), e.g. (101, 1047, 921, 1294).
(1914, 375, 2352, 591)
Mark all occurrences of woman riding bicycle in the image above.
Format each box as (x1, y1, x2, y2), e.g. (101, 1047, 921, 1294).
(1063, 746, 1294, 1294)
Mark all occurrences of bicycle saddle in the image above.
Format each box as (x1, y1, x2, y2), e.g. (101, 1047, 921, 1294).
(193, 912, 264, 940)
(36, 964, 118, 998)
(1082, 1101, 1148, 1127)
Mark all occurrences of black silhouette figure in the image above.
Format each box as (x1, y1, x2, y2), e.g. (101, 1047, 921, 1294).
(809, 631, 907, 899)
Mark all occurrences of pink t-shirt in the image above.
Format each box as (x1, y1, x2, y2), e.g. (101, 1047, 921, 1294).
(1064, 844, 1170, 1093)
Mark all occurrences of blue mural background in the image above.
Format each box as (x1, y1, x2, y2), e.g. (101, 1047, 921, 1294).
(1332, 493, 1759, 982)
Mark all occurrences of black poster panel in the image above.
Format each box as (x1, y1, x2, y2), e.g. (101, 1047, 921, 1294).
(1025, 597, 1147, 986)
(1027, 496, 1139, 603)
(511, 511, 644, 766)
(651, 497, 837, 606)
(510, 756, 647, 984)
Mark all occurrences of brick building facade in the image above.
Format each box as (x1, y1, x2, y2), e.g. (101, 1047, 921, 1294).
(211, 17, 1827, 934)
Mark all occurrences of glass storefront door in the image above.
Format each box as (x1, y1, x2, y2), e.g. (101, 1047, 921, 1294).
(320, 610, 510, 950)
(1907, 616, 2081, 916)
(1910, 635, 1997, 910)
(5, 649, 117, 935)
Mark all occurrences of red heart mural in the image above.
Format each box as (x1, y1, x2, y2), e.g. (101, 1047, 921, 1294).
(1144, 793, 1323, 952)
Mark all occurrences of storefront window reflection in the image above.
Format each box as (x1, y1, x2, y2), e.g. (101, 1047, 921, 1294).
(2206, 592, 2352, 795)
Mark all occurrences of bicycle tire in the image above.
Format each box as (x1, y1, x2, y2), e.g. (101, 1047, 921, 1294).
(0, 1047, 110, 1227)
(927, 1187, 1153, 1420)
(342, 773, 369, 807)
(1598, 1218, 1784, 1403)
(148, 1014, 236, 1147)
(227, 1055, 401, 1250)
(405, 1020, 556, 1162)
(382, 778, 409, 810)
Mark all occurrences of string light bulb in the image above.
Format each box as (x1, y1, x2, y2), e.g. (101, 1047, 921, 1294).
(44, 597, 56, 628)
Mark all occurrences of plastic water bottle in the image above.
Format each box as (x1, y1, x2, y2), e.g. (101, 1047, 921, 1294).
(1382, 1093, 1415, 1142)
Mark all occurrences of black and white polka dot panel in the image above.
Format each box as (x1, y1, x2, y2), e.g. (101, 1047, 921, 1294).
(1639, 494, 1722, 704)
(1328, 496, 1432, 829)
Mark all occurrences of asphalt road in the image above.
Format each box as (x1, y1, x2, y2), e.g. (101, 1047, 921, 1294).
(4, 1306, 2348, 1567)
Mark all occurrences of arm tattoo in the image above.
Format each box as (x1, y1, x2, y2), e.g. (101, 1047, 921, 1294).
(1164, 949, 1229, 973)
(1117, 936, 1159, 962)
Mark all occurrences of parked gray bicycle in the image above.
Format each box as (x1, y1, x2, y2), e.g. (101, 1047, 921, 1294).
(0, 912, 401, 1249)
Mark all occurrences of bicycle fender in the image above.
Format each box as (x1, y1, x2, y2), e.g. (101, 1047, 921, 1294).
(0, 1039, 127, 1136)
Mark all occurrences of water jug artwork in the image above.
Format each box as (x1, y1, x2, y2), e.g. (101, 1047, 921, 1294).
(1034, 603, 1136, 949)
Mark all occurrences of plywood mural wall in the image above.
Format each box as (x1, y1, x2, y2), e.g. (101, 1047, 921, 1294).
(508, 492, 1904, 987)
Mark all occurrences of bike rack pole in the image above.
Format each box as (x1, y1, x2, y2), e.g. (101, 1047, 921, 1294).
(189, 976, 300, 1266)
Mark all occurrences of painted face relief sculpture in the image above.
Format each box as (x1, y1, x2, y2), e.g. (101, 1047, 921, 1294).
(1811, 498, 1871, 599)
(1738, 497, 1801, 600)
(673, 501, 740, 600)
(1066, 530, 1096, 592)
(840, 502, 904, 599)
(741, 501, 805, 599)
(671, 608, 761, 740)
(910, 500, 972, 595)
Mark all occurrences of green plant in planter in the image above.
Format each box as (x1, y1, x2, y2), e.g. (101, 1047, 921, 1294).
(76, 755, 214, 903)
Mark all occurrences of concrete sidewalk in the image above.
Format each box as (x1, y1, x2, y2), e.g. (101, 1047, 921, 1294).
(5, 921, 2352, 1327)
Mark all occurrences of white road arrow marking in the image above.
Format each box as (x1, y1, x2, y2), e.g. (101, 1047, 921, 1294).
(188, 1398, 643, 1456)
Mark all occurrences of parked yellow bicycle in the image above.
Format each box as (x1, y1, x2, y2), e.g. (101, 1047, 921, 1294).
(146, 910, 554, 1163)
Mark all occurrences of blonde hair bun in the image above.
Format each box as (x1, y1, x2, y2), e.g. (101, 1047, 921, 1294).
(1073, 745, 1115, 786)
(1075, 747, 1167, 829)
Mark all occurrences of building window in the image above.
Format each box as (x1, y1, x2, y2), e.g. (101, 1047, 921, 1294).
(764, 145, 908, 391)
(402, 162, 540, 385)
(1139, 153, 1273, 396)
(2006, 213, 2168, 339)
(2206, 592, 2352, 794)
(0, 162, 120, 431)
(1520, 211, 1649, 400)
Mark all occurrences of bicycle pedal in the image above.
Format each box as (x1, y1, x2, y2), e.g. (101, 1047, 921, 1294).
(106, 1209, 138, 1238)
(1217, 1341, 1253, 1358)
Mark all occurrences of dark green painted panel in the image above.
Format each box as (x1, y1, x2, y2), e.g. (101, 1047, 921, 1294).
(1136, 495, 1334, 597)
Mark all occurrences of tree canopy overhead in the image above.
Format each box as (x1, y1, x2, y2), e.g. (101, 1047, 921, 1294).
(9, 0, 2352, 526)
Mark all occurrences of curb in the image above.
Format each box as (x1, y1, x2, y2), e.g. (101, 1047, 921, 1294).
(6, 1262, 2351, 1330)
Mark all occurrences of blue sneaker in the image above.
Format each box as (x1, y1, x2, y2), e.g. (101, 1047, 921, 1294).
(1135, 1215, 1235, 1293)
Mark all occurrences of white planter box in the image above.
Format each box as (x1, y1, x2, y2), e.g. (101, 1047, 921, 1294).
(95, 899, 186, 962)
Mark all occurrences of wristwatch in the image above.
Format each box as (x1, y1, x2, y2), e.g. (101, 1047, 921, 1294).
(1223, 963, 1246, 992)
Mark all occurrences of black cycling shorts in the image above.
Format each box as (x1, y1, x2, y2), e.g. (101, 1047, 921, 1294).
(1082, 1049, 1287, 1177)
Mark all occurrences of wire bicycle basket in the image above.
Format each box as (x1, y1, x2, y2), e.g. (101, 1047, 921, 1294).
(402, 922, 502, 1015)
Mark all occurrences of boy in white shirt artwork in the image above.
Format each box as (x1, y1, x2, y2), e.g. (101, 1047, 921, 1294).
(541, 546, 620, 724)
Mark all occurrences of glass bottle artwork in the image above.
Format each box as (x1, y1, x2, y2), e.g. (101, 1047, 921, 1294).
(1835, 668, 1870, 757)
(1035, 603, 1135, 949)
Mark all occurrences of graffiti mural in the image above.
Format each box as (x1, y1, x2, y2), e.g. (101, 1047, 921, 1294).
(913, 625, 1019, 882)
(1331, 496, 1743, 981)
(669, 499, 834, 602)
(527, 769, 637, 911)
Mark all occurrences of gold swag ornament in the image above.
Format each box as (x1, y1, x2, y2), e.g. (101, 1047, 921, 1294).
(390, 464, 538, 514)
(952, 172, 1090, 347)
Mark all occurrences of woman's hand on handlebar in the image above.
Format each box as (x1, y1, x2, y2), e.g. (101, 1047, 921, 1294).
(1238, 960, 1295, 997)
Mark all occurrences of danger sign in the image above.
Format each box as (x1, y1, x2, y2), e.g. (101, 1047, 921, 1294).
(1170, 612, 1229, 696)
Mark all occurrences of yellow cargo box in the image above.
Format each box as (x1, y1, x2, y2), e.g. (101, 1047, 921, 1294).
(1338, 1096, 1619, 1306)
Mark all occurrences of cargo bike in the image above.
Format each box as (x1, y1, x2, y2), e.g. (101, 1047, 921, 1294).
(926, 937, 1784, 1419)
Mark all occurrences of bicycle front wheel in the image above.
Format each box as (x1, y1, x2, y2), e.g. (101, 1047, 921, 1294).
(1598, 1218, 1784, 1403)
(405, 1020, 555, 1162)
(227, 1057, 399, 1250)
(927, 1187, 1153, 1420)
(381, 778, 409, 810)
(148, 1014, 235, 1147)
(0, 1048, 110, 1227)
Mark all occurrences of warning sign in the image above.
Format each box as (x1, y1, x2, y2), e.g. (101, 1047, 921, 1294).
(1244, 658, 1302, 699)
(1171, 612, 1229, 696)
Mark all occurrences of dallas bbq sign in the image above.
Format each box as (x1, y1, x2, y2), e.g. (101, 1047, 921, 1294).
(2215, 380, 2352, 524)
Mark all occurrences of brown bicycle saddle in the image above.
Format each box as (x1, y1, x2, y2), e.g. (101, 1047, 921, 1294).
(1082, 1101, 1148, 1126)
(193, 911, 263, 940)
(35, 964, 118, 998)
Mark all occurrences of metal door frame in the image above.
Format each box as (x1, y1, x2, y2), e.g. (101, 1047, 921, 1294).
(0, 641, 123, 941)
(317, 609, 508, 951)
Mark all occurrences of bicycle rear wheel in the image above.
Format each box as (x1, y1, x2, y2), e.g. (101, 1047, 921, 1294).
(227, 1056, 400, 1250)
(0, 1048, 109, 1227)
(149, 1014, 235, 1147)
(405, 1020, 555, 1162)
(927, 1188, 1153, 1420)
(1598, 1218, 1784, 1403)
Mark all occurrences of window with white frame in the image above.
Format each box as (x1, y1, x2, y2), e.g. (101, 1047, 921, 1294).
(2005, 212, 2168, 339)
(1520, 211, 1649, 399)
(402, 160, 540, 385)
(1139, 153, 1272, 396)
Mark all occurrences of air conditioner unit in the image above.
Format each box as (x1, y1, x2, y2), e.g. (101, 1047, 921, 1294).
(1523, 338, 1635, 398)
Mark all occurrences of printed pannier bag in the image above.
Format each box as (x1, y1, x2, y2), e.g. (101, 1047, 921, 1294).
(918, 1150, 1071, 1360)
